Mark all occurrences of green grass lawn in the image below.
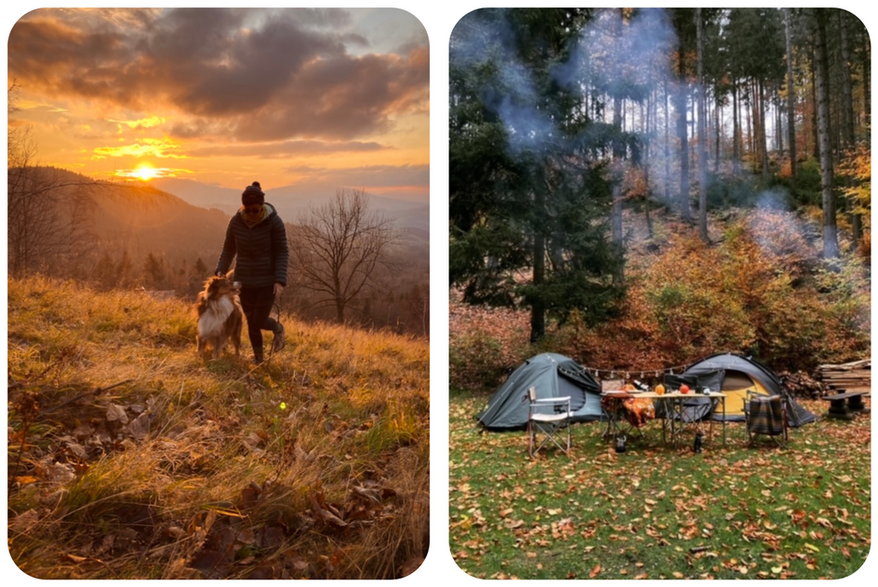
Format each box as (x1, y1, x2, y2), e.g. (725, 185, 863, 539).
(449, 391, 871, 580)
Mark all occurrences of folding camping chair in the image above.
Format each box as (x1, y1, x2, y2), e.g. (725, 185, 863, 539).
(744, 391, 788, 447)
(526, 386, 572, 457)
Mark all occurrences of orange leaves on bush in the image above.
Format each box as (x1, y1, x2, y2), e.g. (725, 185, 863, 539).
(449, 290, 531, 390)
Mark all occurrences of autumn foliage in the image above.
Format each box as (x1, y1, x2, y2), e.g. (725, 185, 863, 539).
(449, 293, 532, 390)
(450, 210, 870, 387)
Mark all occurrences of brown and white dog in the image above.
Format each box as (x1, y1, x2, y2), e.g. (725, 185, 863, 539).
(195, 274, 244, 359)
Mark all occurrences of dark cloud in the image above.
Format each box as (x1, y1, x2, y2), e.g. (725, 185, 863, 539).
(232, 47, 429, 141)
(8, 17, 142, 104)
(142, 9, 347, 116)
(8, 8, 428, 141)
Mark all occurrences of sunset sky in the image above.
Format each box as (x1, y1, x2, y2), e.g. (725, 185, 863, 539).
(7, 7, 429, 199)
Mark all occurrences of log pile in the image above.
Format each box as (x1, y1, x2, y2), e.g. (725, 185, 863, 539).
(816, 359, 871, 396)
(780, 371, 824, 399)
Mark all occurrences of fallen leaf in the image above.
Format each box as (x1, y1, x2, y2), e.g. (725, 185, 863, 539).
(106, 403, 128, 424)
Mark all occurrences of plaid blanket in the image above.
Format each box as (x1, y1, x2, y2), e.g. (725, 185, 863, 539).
(748, 396, 785, 435)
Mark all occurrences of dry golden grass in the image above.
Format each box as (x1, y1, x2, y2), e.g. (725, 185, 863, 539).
(7, 276, 429, 579)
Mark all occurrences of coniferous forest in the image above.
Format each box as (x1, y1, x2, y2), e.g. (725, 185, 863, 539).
(450, 8, 870, 383)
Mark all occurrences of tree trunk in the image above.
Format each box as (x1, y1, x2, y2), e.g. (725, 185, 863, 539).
(530, 189, 546, 342)
(783, 8, 798, 177)
(714, 95, 722, 173)
(771, 86, 784, 159)
(664, 79, 672, 205)
(644, 94, 654, 237)
(838, 12, 855, 147)
(810, 45, 820, 160)
(335, 297, 345, 323)
(813, 10, 840, 259)
(611, 87, 624, 283)
(696, 8, 709, 241)
(610, 7, 625, 281)
(732, 81, 741, 173)
(675, 81, 691, 221)
(745, 81, 754, 161)
(862, 26, 871, 129)
(758, 80, 770, 176)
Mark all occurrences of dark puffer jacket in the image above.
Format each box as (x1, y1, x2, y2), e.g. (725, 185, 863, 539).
(215, 203, 288, 288)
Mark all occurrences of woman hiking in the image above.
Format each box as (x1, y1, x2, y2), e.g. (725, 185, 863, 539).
(215, 181, 288, 364)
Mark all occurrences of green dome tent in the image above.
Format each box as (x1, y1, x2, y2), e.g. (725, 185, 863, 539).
(476, 353, 604, 430)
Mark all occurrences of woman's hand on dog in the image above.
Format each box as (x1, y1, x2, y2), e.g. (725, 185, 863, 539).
(274, 283, 285, 298)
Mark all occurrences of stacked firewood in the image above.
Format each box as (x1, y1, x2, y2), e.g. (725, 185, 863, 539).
(780, 371, 825, 399)
(815, 359, 871, 396)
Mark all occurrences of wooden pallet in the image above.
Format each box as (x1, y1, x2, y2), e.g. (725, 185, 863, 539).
(817, 359, 871, 392)
(817, 360, 871, 418)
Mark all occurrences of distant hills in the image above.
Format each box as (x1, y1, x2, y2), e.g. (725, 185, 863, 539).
(8, 167, 230, 268)
(152, 177, 430, 234)
(14, 168, 428, 271)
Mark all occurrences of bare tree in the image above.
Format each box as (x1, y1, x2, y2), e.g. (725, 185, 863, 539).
(8, 84, 96, 277)
(8, 163, 97, 277)
(289, 188, 396, 323)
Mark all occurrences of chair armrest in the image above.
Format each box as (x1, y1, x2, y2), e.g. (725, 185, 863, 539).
(528, 396, 572, 418)
(532, 396, 571, 404)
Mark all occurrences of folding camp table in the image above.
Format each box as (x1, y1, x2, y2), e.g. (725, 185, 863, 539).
(601, 391, 727, 447)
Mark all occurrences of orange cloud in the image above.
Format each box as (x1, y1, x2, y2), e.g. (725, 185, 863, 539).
(92, 138, 187, 160)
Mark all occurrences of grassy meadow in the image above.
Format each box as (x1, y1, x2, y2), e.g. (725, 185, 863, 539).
(7, 276, 429, 579)
(450, 391, 871, 580)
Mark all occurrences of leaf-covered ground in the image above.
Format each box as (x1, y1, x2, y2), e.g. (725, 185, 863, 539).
(450, 392, 870, 580)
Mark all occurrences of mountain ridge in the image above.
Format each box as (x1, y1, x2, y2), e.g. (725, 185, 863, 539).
(152, 177, 430, 233)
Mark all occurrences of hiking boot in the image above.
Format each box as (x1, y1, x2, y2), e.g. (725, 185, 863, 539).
(272, 322, 285, 352)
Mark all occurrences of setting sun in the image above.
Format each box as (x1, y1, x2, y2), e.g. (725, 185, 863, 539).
(133, 164, 159, 181)
(115, 163, 163, 181)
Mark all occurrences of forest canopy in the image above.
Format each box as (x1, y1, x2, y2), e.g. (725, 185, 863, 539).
(449, 7, 870, 376)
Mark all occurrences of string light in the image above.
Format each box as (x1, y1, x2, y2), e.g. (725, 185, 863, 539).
(584, 362, 693, 380)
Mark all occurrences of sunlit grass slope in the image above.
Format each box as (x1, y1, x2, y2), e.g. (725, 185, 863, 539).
(7, 276, 429, 579)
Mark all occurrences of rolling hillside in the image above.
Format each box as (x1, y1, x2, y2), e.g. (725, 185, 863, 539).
(13, 167, 230, 270)
(10, 166, 429, 334)
(7, 276, 429, 579)
(153, 177, 430, 234)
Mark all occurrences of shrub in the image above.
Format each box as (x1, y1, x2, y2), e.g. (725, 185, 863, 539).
(449, 292, 531, 391)
(555, 212, 869, 374)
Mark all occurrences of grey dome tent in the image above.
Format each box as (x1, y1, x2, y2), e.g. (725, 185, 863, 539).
(681, 353, 817, 427)
(476, 353, 604, 430)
